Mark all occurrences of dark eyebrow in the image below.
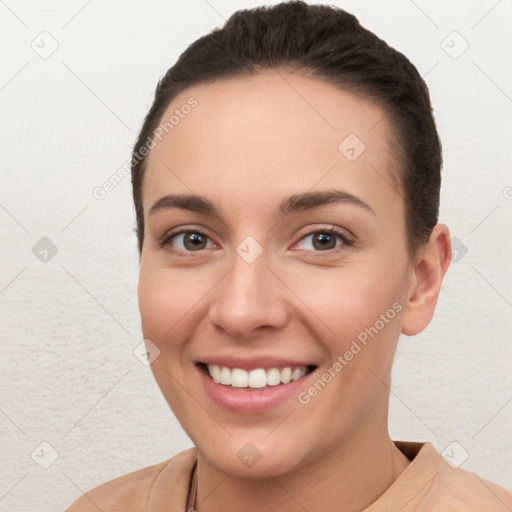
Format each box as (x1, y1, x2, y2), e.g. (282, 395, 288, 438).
(278, 190, 375, 217)
(148, 190, 375, 218)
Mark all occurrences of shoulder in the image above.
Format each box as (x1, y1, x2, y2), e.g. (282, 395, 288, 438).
(425, 464, 512, 511)
(65, 448, 197, 512)
(396, 441, 512, 511)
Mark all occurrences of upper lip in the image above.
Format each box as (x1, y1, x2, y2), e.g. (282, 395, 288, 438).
(197, 356, 318, 371)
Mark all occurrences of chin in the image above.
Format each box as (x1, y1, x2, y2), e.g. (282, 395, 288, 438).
(197, 439, 309, 479)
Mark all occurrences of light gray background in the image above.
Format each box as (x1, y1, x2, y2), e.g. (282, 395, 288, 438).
(1, 1, 511, 510)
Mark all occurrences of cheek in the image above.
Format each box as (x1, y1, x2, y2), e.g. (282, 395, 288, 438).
(292, 263, 404, 345)
(291, 267, 405, 424)
(137, 267, 198, 413)
(137, 265, 202, 345)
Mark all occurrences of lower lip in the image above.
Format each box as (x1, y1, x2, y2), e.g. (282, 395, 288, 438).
(197, 364, 316, 414)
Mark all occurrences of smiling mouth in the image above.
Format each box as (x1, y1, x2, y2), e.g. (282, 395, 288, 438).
(197, 362, 317, 390)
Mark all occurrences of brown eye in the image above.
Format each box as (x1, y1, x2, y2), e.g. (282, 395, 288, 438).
(311, 232, 338, 250)
(181, 232, 208, 251)
(294, 227, 353, 253)
(159, 229, 216, 252)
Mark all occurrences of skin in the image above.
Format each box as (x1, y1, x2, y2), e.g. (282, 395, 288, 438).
(138, 71, 451, 512)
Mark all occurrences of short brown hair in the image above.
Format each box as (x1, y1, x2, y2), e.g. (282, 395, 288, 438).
(131, 1, 442, 254)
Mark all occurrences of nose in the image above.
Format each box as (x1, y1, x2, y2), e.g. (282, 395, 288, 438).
(208, 249, 288, 340)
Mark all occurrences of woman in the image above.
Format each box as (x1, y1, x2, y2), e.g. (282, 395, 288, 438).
(66, 2, 511, 510)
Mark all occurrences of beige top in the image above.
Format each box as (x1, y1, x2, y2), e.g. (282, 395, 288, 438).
(66, 441, 512, 511)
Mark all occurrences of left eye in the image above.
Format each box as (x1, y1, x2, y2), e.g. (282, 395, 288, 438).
(161, 230, 216, 252)
(294, 229, 350, 252)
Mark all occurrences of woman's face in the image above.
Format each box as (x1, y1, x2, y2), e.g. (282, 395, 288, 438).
(138, 71, 417, 477)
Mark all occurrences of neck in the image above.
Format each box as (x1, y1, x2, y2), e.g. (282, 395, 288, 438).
(195, 416, 410, 512)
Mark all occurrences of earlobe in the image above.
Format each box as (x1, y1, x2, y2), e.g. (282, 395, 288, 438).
(401, 224, 452, 336)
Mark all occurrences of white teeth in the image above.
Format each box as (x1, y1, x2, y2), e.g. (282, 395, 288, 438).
(291, 367, 306, 381)
(248, 368, 267, 388)
(231, 368, 249, 387)
(280, 367, 292, 384)
(210, 364, 221, 383)
(205, 364, 311, 388)
(220, 366, 231, 385)
(266, 367, 281, 386)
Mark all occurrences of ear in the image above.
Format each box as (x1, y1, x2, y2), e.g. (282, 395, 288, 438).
(401, 224, 452, 336)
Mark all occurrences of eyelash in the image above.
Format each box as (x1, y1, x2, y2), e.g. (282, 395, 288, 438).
(157, 225, 354, 256)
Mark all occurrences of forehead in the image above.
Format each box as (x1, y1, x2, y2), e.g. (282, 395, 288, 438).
(143, 71, 401, 219)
